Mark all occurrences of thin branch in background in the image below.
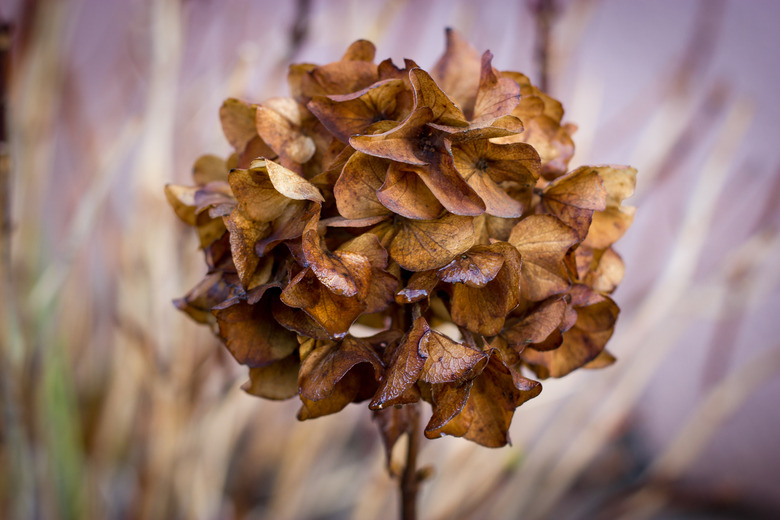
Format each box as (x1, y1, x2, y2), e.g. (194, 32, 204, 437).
(599, 0, 726, 155)
(287, 0, 312, 61)
(699, 166, 780, 390)
(620, 346, 780, 520)
(529, 0, 557, 93)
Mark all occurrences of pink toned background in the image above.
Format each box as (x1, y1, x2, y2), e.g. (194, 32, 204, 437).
(3, 0, 780, 518)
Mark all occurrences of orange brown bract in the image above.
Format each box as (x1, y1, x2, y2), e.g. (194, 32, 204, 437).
(166, 29, 636, 449)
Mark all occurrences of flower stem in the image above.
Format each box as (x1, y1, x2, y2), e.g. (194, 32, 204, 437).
(400, 402, 421, 520)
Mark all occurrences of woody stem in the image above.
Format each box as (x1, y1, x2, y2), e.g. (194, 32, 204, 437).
(400, 402, 421, 520)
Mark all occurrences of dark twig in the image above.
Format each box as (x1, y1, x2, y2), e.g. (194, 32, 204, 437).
(529, 0, 557, 93)
(400, 402, 421, 520)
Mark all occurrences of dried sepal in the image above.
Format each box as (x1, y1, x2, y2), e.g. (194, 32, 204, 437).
(542, 166, 607, 240)
(449, 242, 522, 336)
(508, 215, 578, 301)
(374, 213, 476, 272)
(213, 297, 298, 368)
(425, 353, 541, 446)
(521, 286, 619, 378)
(242, 352, 301, 400)
(297, 337, 383, 419)
(370, 317, 430, 409)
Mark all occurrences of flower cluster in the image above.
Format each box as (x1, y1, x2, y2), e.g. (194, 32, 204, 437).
(166, 29, 636, 447)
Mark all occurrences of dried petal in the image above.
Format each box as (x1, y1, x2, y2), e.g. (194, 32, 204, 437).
(522, 288, 619, 378)
(427, 354, 541, 446)
(298, 337, 383, 419)
(438, 244, 505, 288)
(451, 139, 540, 217)
(308, 79, 407, 142)
(371, 317, 429, 409)
(472, 51, 521, 123)
(503, 297, 567, 349)
(377, 163, 444, 220)
(220, 98, 259, 153)
(242, 352, 301, 400)
(333, 151, 390, 219)
(419, 330, 488, 384)
(449, 242, 522, 336)
(280, 266, 367, 339)
(379, 213, 475, 272)
(431, 28, 481, 117)
(508, 215, 578, 301)
(213, 298, 298, 367)
(542, 167, 607, 239)
(256, 98, 317, 165)
(409, 68, 468, 127)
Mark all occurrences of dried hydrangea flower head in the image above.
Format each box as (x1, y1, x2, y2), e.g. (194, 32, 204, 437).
(166, 29, 636, 449)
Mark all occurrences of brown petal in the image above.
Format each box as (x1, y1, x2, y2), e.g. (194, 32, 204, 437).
(192, 154, 229, 185)
(256, 98, 317, 165)
(308, 79, 407, 143)
(227, 167, 290, 222)
(409, 68, 468, 127)
(427, 354, 541, 447)
(299, 60, 379, 98)
(302, 219, 372, 298)
(508, 215, 578, 301)
(583, 206, 636, 249)
(542, 167, 607, 239)
(451, 139, 539, 218)
(338, 233, 389, 269)
(597, 165, 637, 207)
(472, 51, 521, 123)
(419, 330, 488, 384)
(395, 270, 440, 304)
(452, 139, 540, 184)
(213, 298, 298, 367)
(387, 213, 476, 271)
(503, 297, 567, 349)
(280, 267, 367, 339)
(362, 268, 399, 314)
(264, 158, 325, 202)
(165, 184, 229, 249)
(438, 244, 505, 288)
(255, 201, 320, 257)
(377, 163, 444, 220)
(584, 247, 625, 293)
(449, 243, 522, 336)
(173, 272, 239, 328)
(374, 405, 420, 471)
(220, 98, 258, 153)
(522, 291, 619, 378)
(242, 352, 301, 400)
(425, 381, 473, 436)
(584, 349, 616, 369)
(237, 135, 277, 169)
(349, 107, 435, 166)
(409, 153, 486, 216)
(431, 28, 481, 119)
(320, 215, 390, 228)
(341, 39, 376, 61)
(227, 206, 271, 288)
(370, 317, 429, 409)
(333, 151, 390, 219)
(297, 337, 383, 419)
(271, 289, 329, 335)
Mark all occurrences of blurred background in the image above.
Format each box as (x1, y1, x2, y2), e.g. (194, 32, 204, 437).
(2, 0, 779, 518)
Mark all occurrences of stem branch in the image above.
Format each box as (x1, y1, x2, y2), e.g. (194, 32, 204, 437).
(400, 402, 421, 520)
